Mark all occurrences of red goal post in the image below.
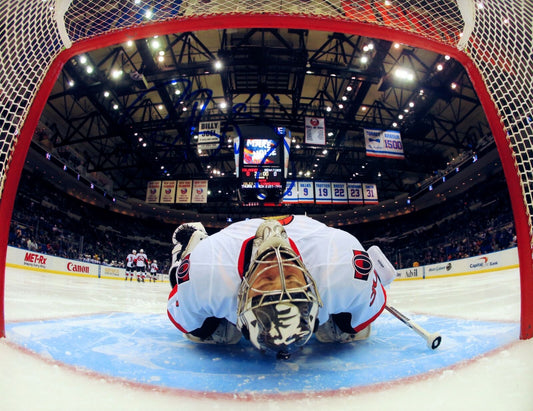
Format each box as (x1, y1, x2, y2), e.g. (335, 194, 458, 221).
(0, 0, 532, 339)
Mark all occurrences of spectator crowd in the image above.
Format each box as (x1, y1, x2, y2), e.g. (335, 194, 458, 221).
(347, 174, 515, 268)
(9, 170, 173, 273)
(8, 168, 516, 272)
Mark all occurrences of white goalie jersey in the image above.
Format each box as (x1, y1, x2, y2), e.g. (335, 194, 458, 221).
(167, 215, 392, 335)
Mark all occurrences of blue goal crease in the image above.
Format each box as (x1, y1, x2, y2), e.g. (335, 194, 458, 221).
(5, 312, 519, 394)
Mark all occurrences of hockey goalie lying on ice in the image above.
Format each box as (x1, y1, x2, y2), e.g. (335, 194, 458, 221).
(167, 215, 397, 360)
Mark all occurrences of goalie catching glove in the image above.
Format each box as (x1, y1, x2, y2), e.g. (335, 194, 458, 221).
(169, 222, 208, 288)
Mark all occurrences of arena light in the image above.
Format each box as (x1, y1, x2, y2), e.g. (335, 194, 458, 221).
(150, 38, 161, 50)
(110, 69, 123, 79)
(394, 67, 415, 81)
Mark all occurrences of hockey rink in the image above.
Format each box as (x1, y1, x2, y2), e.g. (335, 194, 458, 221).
(1, 265, 533, 410)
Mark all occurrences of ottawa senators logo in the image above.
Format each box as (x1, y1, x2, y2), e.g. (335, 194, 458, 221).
(352, 250, 372, 281)
(177, 253, 191, 284)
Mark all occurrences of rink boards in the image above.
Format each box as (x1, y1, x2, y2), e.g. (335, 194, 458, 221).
(5, 245, 519, 284)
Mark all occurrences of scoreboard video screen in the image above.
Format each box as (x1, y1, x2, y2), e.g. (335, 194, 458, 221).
(236, 125, 289, 202)
(240, 138, 283, 190)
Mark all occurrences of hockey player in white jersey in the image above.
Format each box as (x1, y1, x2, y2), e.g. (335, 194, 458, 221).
(135, 248, 148, 282)
(125, 250, 136, 281)
(149, 260, 159, 282)
(167, 215, 396, 359)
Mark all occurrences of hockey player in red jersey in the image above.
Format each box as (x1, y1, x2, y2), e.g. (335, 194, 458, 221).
(167, 215, 396, 359)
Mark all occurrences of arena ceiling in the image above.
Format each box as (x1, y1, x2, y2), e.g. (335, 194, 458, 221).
(31, 28, 498, 224)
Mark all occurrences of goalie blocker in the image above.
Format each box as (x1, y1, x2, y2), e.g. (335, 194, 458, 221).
(367, 245, 397, 287)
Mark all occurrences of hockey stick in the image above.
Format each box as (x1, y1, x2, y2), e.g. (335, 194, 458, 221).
(385, 305, 442, 350)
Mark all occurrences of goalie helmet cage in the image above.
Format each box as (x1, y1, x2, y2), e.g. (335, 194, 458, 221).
(0, 0, 531, 339)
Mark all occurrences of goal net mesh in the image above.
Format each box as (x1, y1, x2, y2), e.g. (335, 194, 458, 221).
(0, 1, 532, 333)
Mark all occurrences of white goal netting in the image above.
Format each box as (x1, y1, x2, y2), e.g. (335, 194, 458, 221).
(0, 0, 532, 337)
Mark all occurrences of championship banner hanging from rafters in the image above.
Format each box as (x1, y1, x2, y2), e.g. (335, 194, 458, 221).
(145, 181, 161, 203)
(160, 180, 177, 203)
(364, 129, 405, 159)
(304, 117, 326, 145)
(175, 180, 192, 204)
(191, 180, 208, 203)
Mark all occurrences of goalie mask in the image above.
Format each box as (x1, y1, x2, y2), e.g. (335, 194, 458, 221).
(237, 221, 322, 359)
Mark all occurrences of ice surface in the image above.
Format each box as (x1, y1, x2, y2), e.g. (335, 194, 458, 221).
(1, 267, 532, 410)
